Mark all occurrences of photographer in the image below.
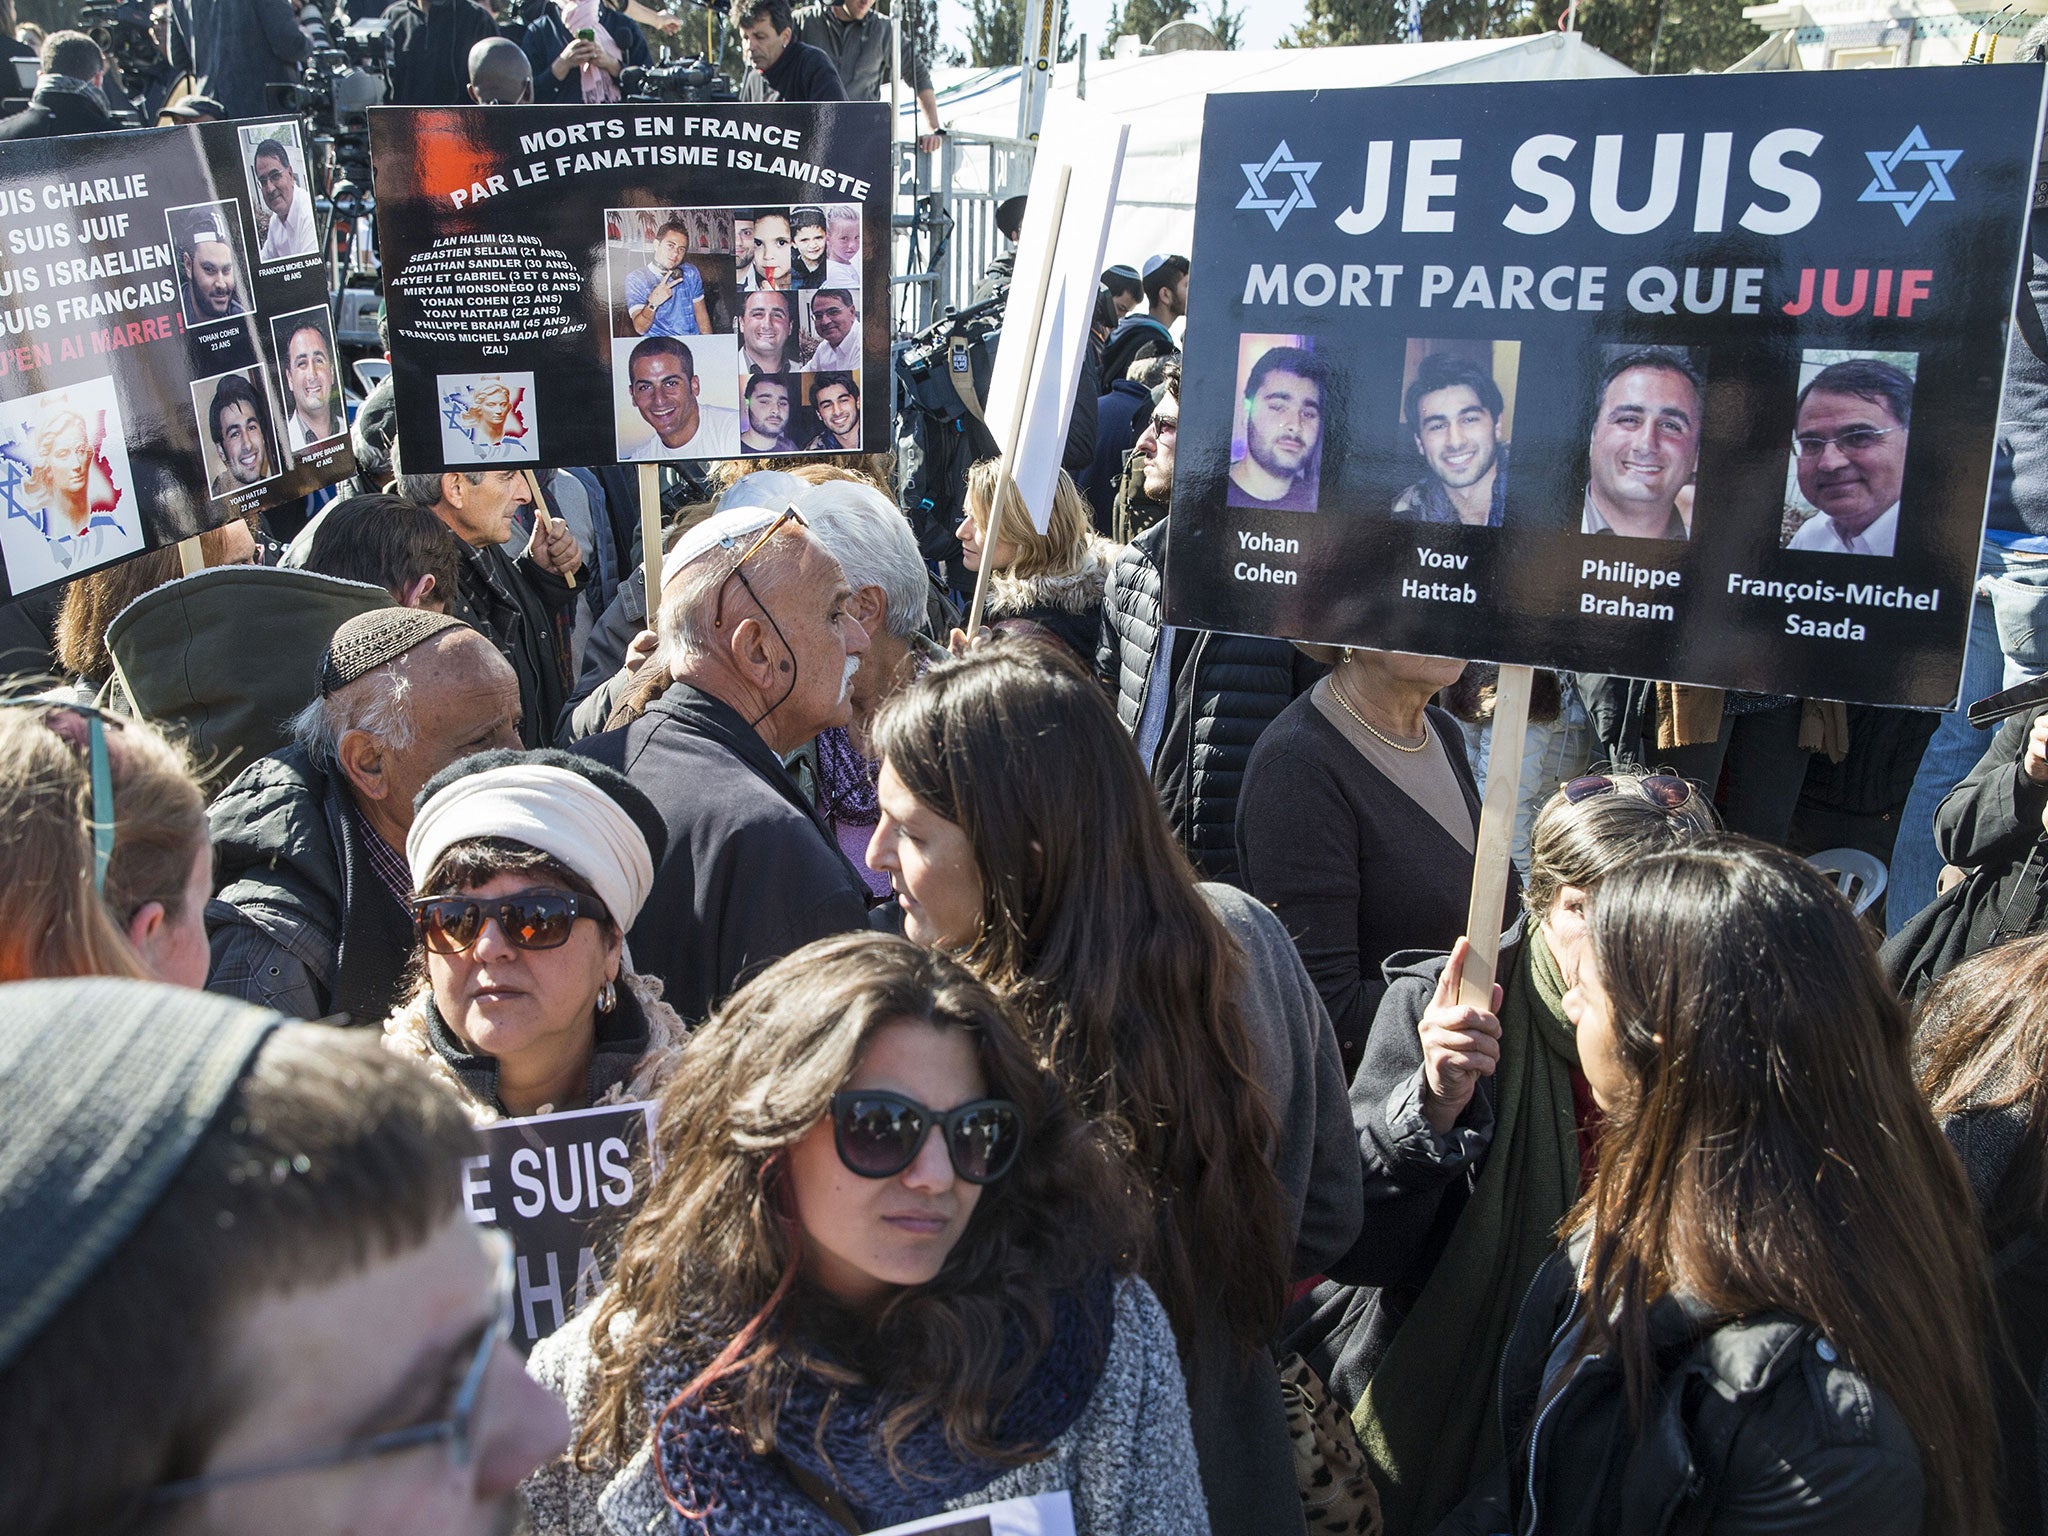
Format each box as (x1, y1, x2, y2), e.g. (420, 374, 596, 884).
(0, 31, 120, 138)
(522, 0, 648, 103)
(168, 0, 310, 119)
(731, 0, 843, 102)
(384, 0, 496, 104)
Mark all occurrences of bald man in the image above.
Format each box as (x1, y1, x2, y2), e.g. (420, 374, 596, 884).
(467, 36, 533, 103)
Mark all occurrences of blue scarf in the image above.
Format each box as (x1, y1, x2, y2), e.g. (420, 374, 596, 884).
(650, 1272, 1115, 1534)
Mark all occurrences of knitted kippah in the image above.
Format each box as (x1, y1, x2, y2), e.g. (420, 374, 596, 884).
(0, 979, 282, 1374)
(319, 607, 466, 697)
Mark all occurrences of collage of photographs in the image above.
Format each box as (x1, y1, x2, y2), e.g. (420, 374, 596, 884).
(0, 121, 335, 593)
(1227, 331, 1917, 560)
(601, 202, 865, 463)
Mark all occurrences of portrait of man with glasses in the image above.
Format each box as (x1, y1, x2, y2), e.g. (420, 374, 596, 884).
(1783, 354, 1915, 558)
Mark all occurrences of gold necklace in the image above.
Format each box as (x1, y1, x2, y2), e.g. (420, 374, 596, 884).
(1332, 678, 1431, 753)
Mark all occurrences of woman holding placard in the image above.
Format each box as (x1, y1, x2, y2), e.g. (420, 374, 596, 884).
(523, 931, 1208, 1534)
(1434, 839, 1997, 1536)
(382, 749, 686, 1123)
(1237, 645, 1492, 1072)
(1289, 771, 1717, 1536)
(866, 641, 1361, 1536)
(954, 460, 1117, 662)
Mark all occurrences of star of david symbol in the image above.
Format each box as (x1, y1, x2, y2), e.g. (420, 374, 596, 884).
(1859, 126, 1961, 227)
(1239, 141, 1321, 231)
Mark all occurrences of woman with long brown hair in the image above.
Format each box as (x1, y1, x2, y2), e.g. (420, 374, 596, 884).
(867, 641, 1361, 1536)
(524, 931, 1205, 1534)
(1917, 934, 2048, 1535)
(1438, 837, 1997, 1536)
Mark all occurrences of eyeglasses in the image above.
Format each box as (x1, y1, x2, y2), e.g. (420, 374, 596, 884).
(411, 887, 610, 954)
(1, 693, 122, 895)
(712, 505, 806, 631)
(153, 1233, 514, 1501)
(1792, 426, 1901, 459)
(830, 1091, 1023, 1185)
(1562, 773, 1696, 811)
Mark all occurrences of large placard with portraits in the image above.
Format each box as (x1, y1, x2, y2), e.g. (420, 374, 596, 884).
(369, 102, 890, 472)
(0, 116, 350, 599)
(1162, 67, 2045, 708)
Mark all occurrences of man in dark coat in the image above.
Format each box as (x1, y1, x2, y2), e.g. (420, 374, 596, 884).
(383, 0, 500, 104)
(168, 0, 310, 120)
(400, 469, 580, 748)
(1097, 363, 1322, 886)
(575, 504, 872, 1020)
(731, 0, 845, 102)
(0, 32, 118, 139)
(207, 609, 523, 1022)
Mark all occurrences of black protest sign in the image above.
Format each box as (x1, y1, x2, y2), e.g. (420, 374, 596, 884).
(1163, 67, 2044, 707)
(0, 118, 351, 599)
(369, 103, 890, 471)
(461, 1102, 656, 1350)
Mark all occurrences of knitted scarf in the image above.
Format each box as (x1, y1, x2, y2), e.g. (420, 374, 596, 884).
(1353, 930, 1585, 1536)
(651, 1272, 1114, 1534)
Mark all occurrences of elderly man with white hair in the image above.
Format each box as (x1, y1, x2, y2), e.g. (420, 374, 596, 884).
(572, 484, 873, 1020)
(207, 607, 524, 1022)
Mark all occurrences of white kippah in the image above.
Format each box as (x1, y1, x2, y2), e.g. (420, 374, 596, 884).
(658, 501, 792, 598)
(406, 764, 655, 928)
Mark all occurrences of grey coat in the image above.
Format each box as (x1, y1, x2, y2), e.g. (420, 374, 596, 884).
(521, 1276, 1211, 1536)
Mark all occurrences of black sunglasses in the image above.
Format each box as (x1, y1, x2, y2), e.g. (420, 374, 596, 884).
(411, 887, 611, 955)
(830, 1091, 1023, 1185)
(1562, 773, 1695, 812)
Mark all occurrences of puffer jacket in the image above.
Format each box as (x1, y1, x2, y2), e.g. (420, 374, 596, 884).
(1435, 1231, 1926, 1536)
(382, 967, 685, 1123)
(1096, 520, 1323, 885)
(205, 744, 417, 1024)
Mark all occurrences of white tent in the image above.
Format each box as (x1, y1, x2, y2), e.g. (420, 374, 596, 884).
(910, 33, 1635, 261)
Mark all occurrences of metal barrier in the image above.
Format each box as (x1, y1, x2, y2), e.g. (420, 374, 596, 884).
(891, 130, 1036, 336)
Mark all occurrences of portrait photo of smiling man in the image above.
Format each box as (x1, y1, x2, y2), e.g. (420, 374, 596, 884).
(1228, 337, 1325, 513)
(1782, 353, 1914, 558)
(1579, 345, 1704, 541)
(1392, 344, 1517, 528)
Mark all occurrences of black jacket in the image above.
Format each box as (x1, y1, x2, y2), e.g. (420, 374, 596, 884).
(454, 539, 574, 748)
(384, 0, 500, 104)
(1884, 706, 2048, 995)
(1099, 312, 1176, 384)
(0, 84, 118, 139)
(522, 8, 650, 103)
(739, 36, 846, 102)
(1435, 1232, 1925, 1536)
(1097, 520, 1322, 885)
(573, 684, 871, 1021)
(205, 744, 417, 1024)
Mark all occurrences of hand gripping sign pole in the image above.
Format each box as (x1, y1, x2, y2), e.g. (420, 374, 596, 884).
(523, 468, 576, 591)
(1456, 663, 1534, 1010)
(638, 464, 662, 609)
(963, 102, 1129, 640)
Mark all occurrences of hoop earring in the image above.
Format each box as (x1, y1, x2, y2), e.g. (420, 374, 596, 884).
(597, 978, 618, 1014)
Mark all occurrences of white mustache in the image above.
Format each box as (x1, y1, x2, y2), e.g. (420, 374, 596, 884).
(838, 652, 860, 703)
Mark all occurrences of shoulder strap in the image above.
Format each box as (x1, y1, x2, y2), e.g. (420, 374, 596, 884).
(773, 1451, 864, 1533)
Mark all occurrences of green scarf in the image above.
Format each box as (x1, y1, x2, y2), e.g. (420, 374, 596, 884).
(1352, 928, 1585, 1536)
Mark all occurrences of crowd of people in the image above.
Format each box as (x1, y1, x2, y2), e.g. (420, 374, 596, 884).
(6, 13, 2048, 1536)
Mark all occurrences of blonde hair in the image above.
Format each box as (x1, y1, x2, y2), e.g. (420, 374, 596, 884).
(0, 705, 206, 982)
(1522, 767, 1721, 919)
(963, 462, 1092, 581)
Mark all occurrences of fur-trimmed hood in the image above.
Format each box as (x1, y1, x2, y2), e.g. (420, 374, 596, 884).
(382, 967, 685, 1124)
(985, 534, 1118, 619)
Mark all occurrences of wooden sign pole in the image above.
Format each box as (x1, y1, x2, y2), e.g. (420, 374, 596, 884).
(523, 468, 575, 590)
(963, 163, 1073, 642)
(175, 535, 203, 576)
(1458, 662, 1535, 1010)
(638, 463, 662, 612)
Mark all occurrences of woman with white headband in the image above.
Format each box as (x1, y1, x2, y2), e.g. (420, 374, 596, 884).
(382, 749, 685, 1123)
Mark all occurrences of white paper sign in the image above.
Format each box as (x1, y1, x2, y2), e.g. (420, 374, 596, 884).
(980, 101, 1129, 533)
(867, 1490, 1077, 1536)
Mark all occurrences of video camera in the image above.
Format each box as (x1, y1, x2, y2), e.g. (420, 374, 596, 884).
(266, 8, 386, 185)
(76, 0, 158, 124)
(620, 57, 736, 103)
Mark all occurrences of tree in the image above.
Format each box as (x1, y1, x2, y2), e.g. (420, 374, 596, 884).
(1205, 0, 1245, 47)
(894, 0, 954, 70)
(966, 0, 1076, 66)
(1099, 0, 1192, 54)
(1284, 0, 1758, 69)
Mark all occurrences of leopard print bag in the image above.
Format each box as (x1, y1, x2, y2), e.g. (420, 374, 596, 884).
(1278, 1351, 1382, 1536)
